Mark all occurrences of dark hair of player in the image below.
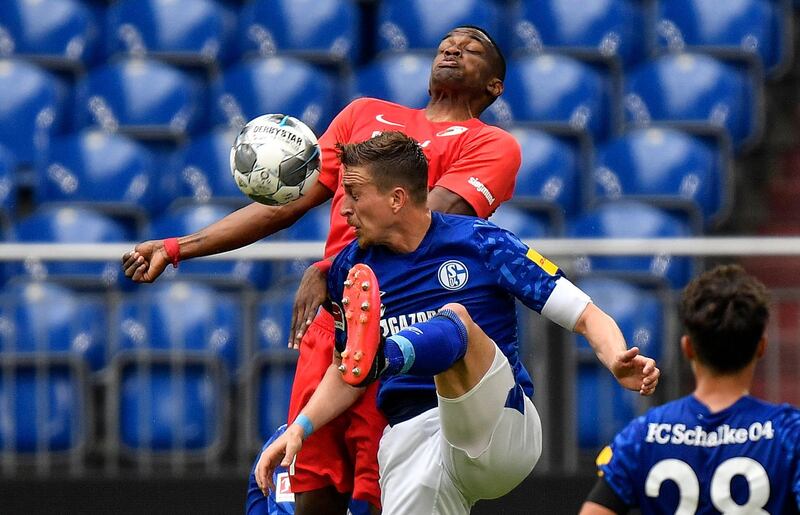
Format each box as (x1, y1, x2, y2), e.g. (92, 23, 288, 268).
(336, 131, 429, 205)
(452, 25, 506, 82)
(679, 264, 770, 374)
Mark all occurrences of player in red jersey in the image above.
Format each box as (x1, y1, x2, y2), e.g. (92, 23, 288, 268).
(122, 26, 520, 515)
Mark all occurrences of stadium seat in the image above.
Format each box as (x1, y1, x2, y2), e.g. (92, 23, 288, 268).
(489, 204, 550, 239)
(567, 201, 694, 287)
(74, 58, 204, 139)
(0, 0, 103, 70)
(148, 204, 271, 289)
(511, 127, 582, 223)
(376, 0, 502, 52)
(106, 0, 236, 67)
(239, 0, 360, 64)
(624, 53, 760, 151)
(39, 130, 158, 222)
(655, 0, 789, 78)
(0, 281, 107, 371)
(255, 288, 295, 349)
(0, 59, 65, 167)
(168, 127, 243, 206)
(114, 281, 242, 375)
(275, 203, 330, 282)
(574, 277, 665, 361)
(486, 54, 613, 141)
(0, 361, 88, 452)
(212, 57, 338, 135)
(593, 128, 728, 226)
(0, 143, 17, 218)
(511, 0, 646, 68)
(115, 357, 227, 453)
(8, 207, 135, 289)
(577, 362, 639, 448)
(353, 54, 431, 109)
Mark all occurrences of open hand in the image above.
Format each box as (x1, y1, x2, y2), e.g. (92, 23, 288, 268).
(254, 424, 305, 496)
(288, 264, 329, 349)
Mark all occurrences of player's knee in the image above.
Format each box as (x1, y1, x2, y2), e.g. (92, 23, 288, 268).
(441, 303, 472, 328)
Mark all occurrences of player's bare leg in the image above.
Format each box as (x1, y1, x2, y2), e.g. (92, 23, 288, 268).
(294, 487, 349, 515)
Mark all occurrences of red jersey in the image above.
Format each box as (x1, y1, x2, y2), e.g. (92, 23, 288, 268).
(315, 97, 521, 258)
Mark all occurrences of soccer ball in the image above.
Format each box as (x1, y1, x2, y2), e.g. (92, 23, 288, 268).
(230, 114, 321, 205)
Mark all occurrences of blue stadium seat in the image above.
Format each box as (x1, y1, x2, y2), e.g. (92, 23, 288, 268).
(213, 57, 337, 135)
(376, 0, 502, 52)
(75, 58, 204, 139)
(0, 362, 88, 452)
(239, 0, 360, 64)
(511, 127, 581, 223)
(486, 54, 612, 141)
(0, 0, 103, 69)
(575, 277, 665, 361)
(593, 128, 728, 227)
(624, 53, 759, 151)
(114, 281, 242, 375)
(275, 203, 330, 281)
(256, 288, 295, 349)
(577, 362, 638, 448)
(489, 204, 550, 239)
(0, 143, 17, 217)
(0, 281, 107, 371)
(353, 54, 431, 109)
(168, 127, 243, 206)
(39, 130, 158, 221)
(0, 59, 65, 166)
(567, 201, 694, 288)
(8, 207, 135, 289)
(116, 358, 227, 453)
(148, 204, 271, 288)
(512, 0, 646, 67)
(107, 0, 236, 67)
(655, 0, 788, 77)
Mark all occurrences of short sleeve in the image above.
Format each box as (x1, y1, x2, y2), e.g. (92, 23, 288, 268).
(472, 219, 564, 313)
(433, 126, 521, 218)
(597, 417, 647, 507)
(316, 99, 368, 193)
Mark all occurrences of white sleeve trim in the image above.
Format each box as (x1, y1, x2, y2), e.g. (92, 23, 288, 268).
(541, 277, 591, 331)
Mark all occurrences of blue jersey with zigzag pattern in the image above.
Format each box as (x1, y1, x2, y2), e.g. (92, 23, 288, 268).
(596, 395, 800, 514)
(328, 212, 563, 425)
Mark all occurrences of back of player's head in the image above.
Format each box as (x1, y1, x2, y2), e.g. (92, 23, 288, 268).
(679, 264, 770, 374)
(336, 131, 428, 205)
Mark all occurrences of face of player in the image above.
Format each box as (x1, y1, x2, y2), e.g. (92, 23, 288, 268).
(430, 28, 498, 93)
(340, 165, 395, 248)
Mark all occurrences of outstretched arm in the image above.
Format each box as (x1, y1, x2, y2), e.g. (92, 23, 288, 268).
(122, 182, 333, 283)
(254, 363, 364, 495)
(574, 303, 659, 396)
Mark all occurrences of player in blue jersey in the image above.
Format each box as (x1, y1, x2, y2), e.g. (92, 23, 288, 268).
(246, 425, 372, 515)
(580, 264, 800, 514)
(253, 132, 660, 513)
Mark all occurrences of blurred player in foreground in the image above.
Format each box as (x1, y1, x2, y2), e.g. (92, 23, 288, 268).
(255, 132, 660, 513)
(580, 265, 800, 514)
(122, 26, 520, 515)
(245, 425, 370, 515)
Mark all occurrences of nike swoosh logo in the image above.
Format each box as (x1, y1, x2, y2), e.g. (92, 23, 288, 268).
(376, 114, 404, 127)
(436, 126, 468, 137)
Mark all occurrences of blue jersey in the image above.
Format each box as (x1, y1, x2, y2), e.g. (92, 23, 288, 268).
(596, 395, 800, 514)
(328, 212, 573, 425)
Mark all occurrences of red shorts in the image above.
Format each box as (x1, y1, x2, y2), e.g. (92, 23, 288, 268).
(287, 309, 386, 509)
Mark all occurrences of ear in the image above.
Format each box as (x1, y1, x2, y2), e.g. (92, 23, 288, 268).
(486, 78, 503, 99)
(390, 187, 407, 213)
(680, 335, 694, 360)
(755, 335, 767, 359)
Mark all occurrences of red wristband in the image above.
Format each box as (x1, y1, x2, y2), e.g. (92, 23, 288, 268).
(163, 238, 181, 269)
(312, 259, 332, 274)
